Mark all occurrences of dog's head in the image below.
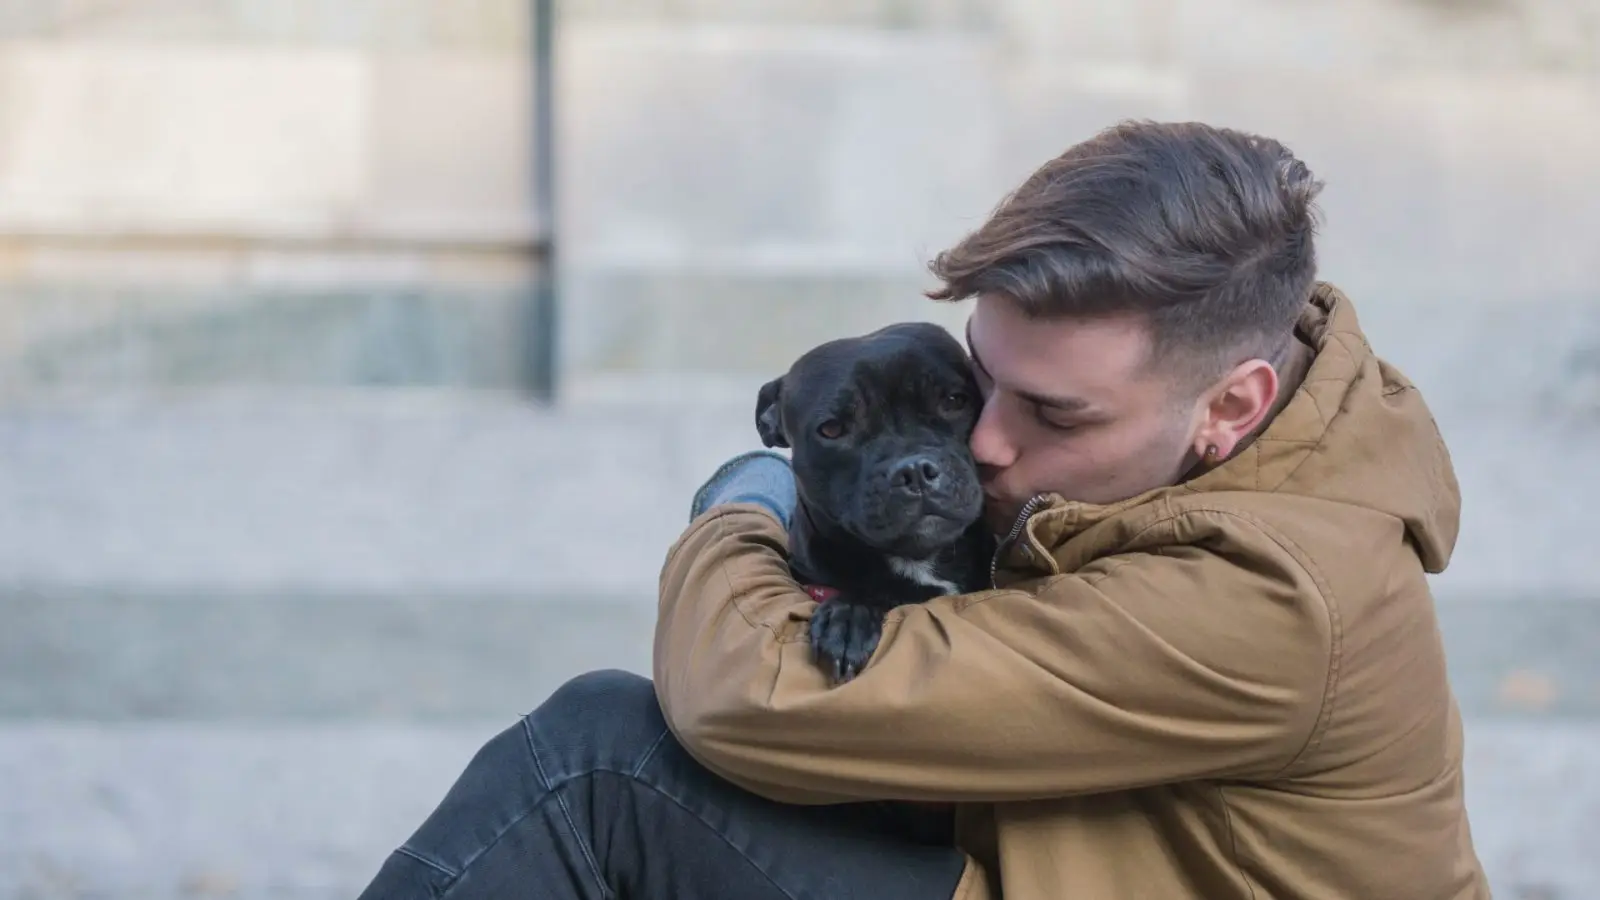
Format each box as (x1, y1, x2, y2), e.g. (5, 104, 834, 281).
(756, 322, 985, 559)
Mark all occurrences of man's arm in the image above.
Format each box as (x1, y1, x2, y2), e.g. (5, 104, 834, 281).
(652, 504, 1334, 805)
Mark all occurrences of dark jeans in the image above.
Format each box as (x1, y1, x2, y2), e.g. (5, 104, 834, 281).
(358, 669, 968, 899)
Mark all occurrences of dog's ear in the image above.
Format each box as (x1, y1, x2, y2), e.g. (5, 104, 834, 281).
(755, 377, 788, 448)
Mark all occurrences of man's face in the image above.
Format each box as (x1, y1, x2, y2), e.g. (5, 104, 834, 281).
(965, 294, 1200, 531)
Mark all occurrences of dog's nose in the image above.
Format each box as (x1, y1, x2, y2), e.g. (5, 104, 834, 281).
(889, 456, 942, 494)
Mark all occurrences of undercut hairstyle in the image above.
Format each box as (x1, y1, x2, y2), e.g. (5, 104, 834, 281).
(927, 120, 1324, 387)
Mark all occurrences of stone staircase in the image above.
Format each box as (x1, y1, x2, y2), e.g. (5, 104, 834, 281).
(0, 382, 1595, 898)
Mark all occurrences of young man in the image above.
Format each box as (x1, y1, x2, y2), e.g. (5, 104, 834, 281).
(359, 121, 1490, 899)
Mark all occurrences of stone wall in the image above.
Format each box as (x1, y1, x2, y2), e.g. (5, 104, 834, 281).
(0, 0, 1594, 423)
(0, 0, 543, 394)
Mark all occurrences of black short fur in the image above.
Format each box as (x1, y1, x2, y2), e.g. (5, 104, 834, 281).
(756, 322, 995, 684)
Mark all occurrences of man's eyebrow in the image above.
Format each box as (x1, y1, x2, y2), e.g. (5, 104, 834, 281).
(1017, 388, 1092, 413)
(964, 319, 1092, 413)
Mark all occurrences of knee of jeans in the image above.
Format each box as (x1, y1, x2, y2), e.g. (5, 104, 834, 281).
(525, 669, 669, 781)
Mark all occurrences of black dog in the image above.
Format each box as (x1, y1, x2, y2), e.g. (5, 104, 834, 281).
(755, 322, 995, 684)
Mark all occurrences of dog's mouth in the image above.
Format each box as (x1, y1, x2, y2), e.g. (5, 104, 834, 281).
(908, 508, 971, 542)
(912, 496, 980, 525)
(848, 485, 984, 557)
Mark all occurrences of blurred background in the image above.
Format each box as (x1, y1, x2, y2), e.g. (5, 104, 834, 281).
(0, 0, 1595, 896)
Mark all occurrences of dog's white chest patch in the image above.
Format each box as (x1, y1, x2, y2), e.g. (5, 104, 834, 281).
(888, 557, 961, 595)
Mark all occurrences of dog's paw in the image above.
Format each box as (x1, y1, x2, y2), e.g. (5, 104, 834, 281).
(809, 601, 886, 684)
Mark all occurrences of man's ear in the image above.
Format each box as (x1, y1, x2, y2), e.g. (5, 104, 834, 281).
(755, 377, 788, 448)
(1191, 359, 1279, 462)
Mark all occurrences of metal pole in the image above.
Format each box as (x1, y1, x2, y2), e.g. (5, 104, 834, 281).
(528, 0, 558, 402)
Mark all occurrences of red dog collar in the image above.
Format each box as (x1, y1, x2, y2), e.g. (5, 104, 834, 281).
(802, 584, 840, 603)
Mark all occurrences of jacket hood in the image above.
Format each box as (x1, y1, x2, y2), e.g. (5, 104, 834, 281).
(1026, 283, 1461, 574)
(1185, 283, 1461, 573)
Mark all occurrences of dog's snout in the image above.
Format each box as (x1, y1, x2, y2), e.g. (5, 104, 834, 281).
(889, 456, 942, 494)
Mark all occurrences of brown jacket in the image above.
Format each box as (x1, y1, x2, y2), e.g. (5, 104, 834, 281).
(654, 283, 1491, 899)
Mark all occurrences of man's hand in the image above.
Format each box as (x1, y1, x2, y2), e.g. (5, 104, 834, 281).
(689, 450, 798, 528)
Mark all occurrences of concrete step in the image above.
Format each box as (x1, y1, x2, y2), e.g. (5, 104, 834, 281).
(1, 587, 1597, 723)
(0, 717, 1594, 899)
(8, 273, 1600, 430)
(0, 588, 655, 722)
(0, 389, 1595, 600)
(0, 388, 765, 599)
(0, 389, 1594, 725)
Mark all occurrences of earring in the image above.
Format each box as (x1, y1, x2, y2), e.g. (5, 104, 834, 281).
(1204, 444, 1220, 464)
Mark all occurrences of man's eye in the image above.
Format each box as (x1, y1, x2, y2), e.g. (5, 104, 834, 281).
(1035, 411, 1080, 433)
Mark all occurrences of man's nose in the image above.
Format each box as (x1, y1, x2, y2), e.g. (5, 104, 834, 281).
(969, 399, 1018, 469)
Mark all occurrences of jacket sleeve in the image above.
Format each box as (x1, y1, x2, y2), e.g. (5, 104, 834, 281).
(652, 504, 1335, 805)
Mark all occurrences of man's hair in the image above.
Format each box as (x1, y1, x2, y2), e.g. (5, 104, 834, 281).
(927, 120, 1324, 385)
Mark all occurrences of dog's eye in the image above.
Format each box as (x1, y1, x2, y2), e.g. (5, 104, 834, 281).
(939, 391, 971, 413)
(817, 419, 846, 439)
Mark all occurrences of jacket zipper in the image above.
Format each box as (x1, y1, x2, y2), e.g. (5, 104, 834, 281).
(990, 493, 1047, 589)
